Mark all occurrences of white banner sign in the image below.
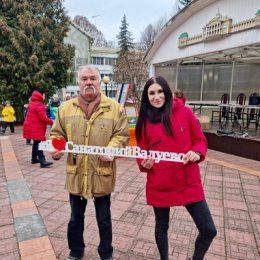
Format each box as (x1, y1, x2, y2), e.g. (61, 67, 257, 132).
(39, 140, 184, 163)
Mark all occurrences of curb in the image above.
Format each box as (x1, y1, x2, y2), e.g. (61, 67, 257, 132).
(1, 136, 56, 260)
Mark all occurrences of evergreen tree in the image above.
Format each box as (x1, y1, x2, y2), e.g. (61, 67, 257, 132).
(117, 15, 134, 54)
(0, 0, 74, 121)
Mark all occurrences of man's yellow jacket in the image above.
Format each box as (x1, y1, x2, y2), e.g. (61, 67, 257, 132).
(50, 93, 130, 199)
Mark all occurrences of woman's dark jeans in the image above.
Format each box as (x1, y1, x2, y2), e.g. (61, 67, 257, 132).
(153, 200, 217, 260)
(67, 193, 113, 259)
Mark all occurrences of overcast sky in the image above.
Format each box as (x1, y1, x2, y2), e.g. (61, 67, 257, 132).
(63, 0, 178, 43)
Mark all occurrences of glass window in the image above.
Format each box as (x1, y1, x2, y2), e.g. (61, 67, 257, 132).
(202, 64, 232, 101)
(91, 57, 104, 65)
(178, 65, 202, 100)
(154, 63, 260, 102)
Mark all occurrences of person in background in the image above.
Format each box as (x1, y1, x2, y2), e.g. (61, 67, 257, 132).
(45, 103, 51, 119)
(173, 88, 186, 104)
(49, 94, 61, 120)
(135, 76, 217, 260)
(24, 101, 32, 145)
(0, 103, 3, 129)
(23, 90, 54, 168)
(64, 93, 71, 101)
(1, 101, 15, 135)
(49, 65, 130, 260)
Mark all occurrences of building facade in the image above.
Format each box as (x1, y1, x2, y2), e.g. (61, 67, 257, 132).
(60, 22, 92, 99)
(144, 0, 260, 103)
(90, 47, 120, 98)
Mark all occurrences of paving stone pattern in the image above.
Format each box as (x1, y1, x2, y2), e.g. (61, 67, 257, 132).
(0, 127, 259, 260)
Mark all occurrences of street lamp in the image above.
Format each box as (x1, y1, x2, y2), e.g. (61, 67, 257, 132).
(110, 81, 113, 98)
(102, 75, 110, 96)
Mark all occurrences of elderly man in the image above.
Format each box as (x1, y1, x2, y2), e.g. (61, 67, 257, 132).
(49, 94, 61, 120)
(50, 65, 129, 260)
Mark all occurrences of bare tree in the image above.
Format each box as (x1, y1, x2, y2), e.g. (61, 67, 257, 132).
(137, 0, 180, 50)
(137, 24, 156, 51)
(113, 51, 148, 108)
(106, 40, 117, 48)
(73, 15, 108, 47)
(137, 17, 167, 51)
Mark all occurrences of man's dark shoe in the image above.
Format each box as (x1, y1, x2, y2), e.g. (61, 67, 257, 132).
(31, 159, 40, 164)
(40, 161, 53, 168)
(100, 257, 113, 260)
(67, 254, 84, 260)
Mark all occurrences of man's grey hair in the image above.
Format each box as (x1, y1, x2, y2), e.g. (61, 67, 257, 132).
(77, 65, 101, 82)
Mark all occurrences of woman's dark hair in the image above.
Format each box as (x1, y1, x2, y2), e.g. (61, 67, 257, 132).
(135, 76, 173, 141)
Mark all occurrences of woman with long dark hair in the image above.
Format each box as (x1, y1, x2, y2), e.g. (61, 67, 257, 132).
(135, 76, 217, 260)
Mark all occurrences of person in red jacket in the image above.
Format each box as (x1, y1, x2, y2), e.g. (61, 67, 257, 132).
(173, 88, 186, 104)
(135, 76, 216, 260)
(23, 90, 54, 168)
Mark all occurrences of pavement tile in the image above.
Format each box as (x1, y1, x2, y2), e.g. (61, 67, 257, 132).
(0, 206, 14, 226)
(130, 239, 159, 258)
(0, 225, 16, 240)
(0, 197, 11, 207)
(14, 214, 47, 242)
(11, 200, 38, 218)
(137, 224, 156, 241)
(0, 251, 20, 260)
(19, 236, 54, 258)
(4, 171, 23, 182)
(7, 180, 32, 203)
(0, 237, 19, 255)
(224, 200, 248, 210)
(1, 127, 260, 260)
(113, 234, 135, 252)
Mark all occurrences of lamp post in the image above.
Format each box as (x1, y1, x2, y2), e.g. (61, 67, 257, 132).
(110, 81, 113, 98)
(102, 75, 110, 96)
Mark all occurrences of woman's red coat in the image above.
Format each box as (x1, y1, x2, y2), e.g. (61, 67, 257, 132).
(136, 99, 207, 207)
(23, 91, 53, 141)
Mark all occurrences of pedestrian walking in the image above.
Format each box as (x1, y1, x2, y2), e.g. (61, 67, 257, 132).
(1, 101, 15, 135)
(24, 101, 32, 145)
(23, 90, 54, 168)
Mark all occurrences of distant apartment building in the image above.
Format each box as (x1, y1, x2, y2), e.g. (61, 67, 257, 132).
(60, 24, 120, 100)
(61, 22, 92, 99)
(65, 22, 92, 77)
(91, 47, 119, 79)
(90, 47, 120, 98)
